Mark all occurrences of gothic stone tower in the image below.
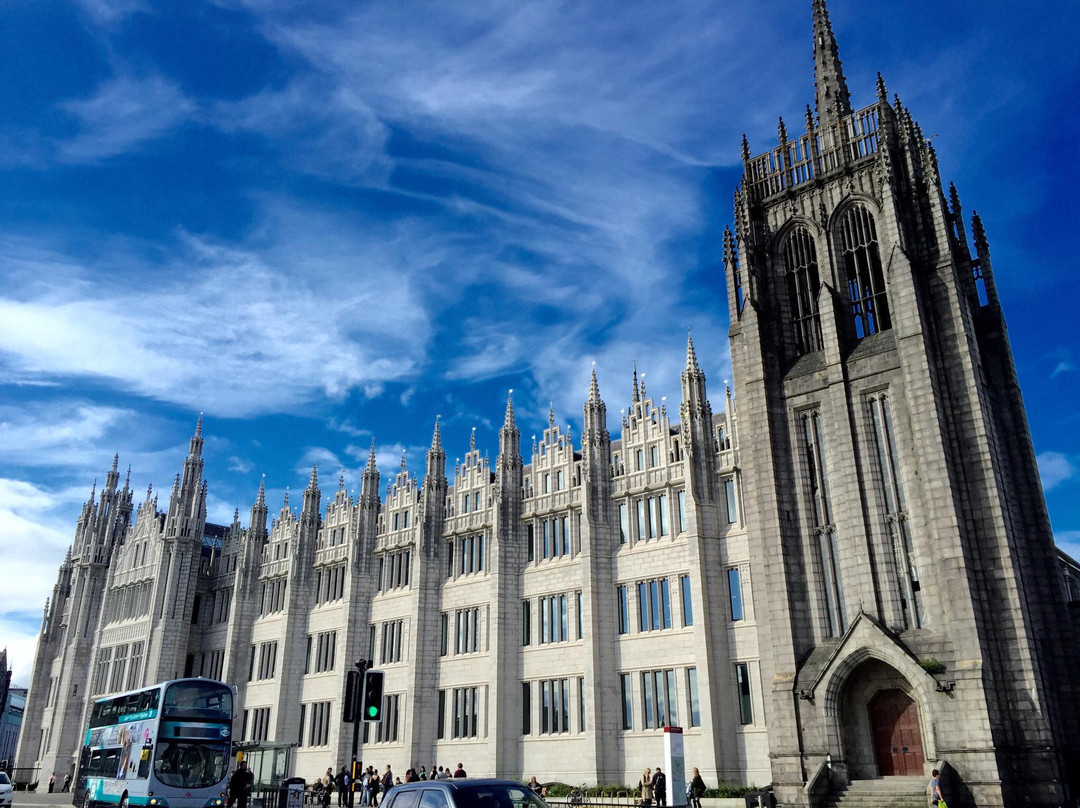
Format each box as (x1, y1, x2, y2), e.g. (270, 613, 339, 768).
(724, 2, 1079, 805)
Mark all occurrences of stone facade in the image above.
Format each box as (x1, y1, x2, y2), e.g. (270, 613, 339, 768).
(15, 2, 1080, 806)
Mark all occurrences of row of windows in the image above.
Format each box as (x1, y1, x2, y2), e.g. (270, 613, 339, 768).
(521, 591, 584, 646)
(618, 667, 702, 731)
(437, 687, 480, 739)
(440, 607, 481, 656)
(617, 576, 694, 635)
(379, 550, 411, 592)
(527, 515, 579, 561)
(315, 564, 347, 605)
(91, 642, 144, 696)
(104, 581, 153, 624)
(372, 694, 401, 743)
(211, 588, 232, 624)
(324, 525, 348, 547)
(242, 707, 271, 742)
(390, 510, 411, 531)
(305, 631, 337, 674)
(260, 577, 287, 615)
(298, 700, 332, 747)
(249, 641, 278, 681)
(381, 620, 404, 664)
(460, 490, 483, 513)
(447, 535, 485, 577)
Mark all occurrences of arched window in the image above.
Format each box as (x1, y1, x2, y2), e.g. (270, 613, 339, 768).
(782, 226, 823, 355)
(838, 205, 891, 338)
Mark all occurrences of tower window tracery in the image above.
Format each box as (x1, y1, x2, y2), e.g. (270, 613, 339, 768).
(782, 226, 823, 354)
(838, 204, 890, 338)
(800, 410, 846, 637)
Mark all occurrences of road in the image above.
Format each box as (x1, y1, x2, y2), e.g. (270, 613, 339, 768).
(10, 792, 76, 808)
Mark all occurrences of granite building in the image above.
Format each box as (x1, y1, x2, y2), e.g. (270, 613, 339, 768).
(16, 2, 1080, 806)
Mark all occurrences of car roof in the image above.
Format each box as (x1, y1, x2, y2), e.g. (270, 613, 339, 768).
(392, 780, 528, 791)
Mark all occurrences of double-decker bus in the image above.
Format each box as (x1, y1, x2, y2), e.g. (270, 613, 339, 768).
(76, 679, 235, 808)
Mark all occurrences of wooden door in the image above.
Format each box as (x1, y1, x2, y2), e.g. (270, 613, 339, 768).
(869, 689, 925, 776)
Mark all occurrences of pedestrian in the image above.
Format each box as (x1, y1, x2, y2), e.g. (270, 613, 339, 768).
(637, 769, 653, 808)
(439, 766, 452, 780)
(688, 768, 706, 808)
(928, 769, 944, 808)
(49, 773, 56, 793)
(453, 763, 467, 778)
(63, 773, 73, 793)
(381, 766, 394, 800)
(527, 777, 542, 796)
(227, 761, 255, 808)
(419, 767, 428, 781)
(651, 766, 666, 808)
(323, 768, 335, 808)
(370, 768, 382, 806)
(336, 766, 350, 806)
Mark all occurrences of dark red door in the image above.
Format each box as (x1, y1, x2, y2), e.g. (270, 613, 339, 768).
(869, 689, 925, 776)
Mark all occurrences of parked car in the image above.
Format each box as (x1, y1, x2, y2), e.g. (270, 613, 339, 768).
(378, 778, 549, 808)
(0, 771, 14, 808)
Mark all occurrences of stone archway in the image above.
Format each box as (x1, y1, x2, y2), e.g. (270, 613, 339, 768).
(836, 658, 927, 779)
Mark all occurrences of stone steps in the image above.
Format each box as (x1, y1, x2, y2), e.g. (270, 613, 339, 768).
(823, 777, 929, 808)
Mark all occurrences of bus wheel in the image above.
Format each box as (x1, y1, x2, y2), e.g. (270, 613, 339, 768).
(83, 793, 94, 808)
(120, 795, 129, 808)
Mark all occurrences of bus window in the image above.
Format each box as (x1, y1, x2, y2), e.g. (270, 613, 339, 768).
(153, 741, 230, 789)
(163, 682, 232, 720)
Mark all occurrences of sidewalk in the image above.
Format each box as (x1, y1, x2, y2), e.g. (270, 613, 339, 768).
(10, 792, 75, 808)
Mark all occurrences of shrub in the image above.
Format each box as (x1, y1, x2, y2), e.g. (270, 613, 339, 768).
(919, 658, 947, 675)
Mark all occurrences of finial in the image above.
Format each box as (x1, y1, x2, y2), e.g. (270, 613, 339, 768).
(283, 487, 290, 510)
(632, 361, 640, 403)
(367, 438, 377, 470)
(400, 449, 407, 471)
(548, 404, 555, 430)
(308, 462, 318, 489)
(741, 134, 750, 162)
(339, 470, 346, 491)
(639, 372, 646, 399)
(971, 210, 988, 252)
(949, 182, 962, 215)
(876, 72, 888, 103)
(256, 475, 266, 507)
(124, 465, 131, 488)
(112, 453, 119, 473)
(470, 426, 476, 452)
(195, 412, 203, 438)
(233, 506, 240, 523)
(804, 105, 815, 134)
(778, 116, 788, 146)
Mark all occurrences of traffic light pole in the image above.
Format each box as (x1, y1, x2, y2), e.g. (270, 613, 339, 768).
(351, 659, 371, 808)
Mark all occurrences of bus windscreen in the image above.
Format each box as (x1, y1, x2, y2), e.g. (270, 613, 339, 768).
(162, 681, 233, 720)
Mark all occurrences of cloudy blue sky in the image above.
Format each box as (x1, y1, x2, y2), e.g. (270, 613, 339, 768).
(2, 0, 1079, 685)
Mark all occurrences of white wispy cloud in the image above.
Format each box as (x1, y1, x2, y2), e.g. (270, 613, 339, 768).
(58, 74, 197, 162)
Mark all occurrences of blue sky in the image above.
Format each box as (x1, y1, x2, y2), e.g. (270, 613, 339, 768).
(2, 0, 1079, 685)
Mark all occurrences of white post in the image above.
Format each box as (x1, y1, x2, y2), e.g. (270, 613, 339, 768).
(663, 727, 686, 808)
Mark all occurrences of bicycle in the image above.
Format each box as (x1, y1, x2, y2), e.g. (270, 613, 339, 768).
(568, 785, 590, 807)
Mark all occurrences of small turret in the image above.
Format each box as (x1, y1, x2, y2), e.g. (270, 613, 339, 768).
(812, 0, 852, 126)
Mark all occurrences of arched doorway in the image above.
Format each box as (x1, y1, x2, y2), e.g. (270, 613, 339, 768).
(835, 658, 929, 779)
(868, 689, 925, 776)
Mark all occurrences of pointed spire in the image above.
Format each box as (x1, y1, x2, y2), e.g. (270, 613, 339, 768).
(339, 470, 346, 491)
(812, 0, 852, 126)
(145, 482, 154, 504)
(195, 412, 203, 438)
(433, 416, 443, 453)
(307, 462, 318, 490)
(632, 361, 641, 403)
(469, 426, 476, 452)
(876, 72, 888, 103)
(588, 366, 601, 404)
(112, 453, 119, 473)
(400, 449, 407, 472)
(741, 134, 750, 162)
(124, 465, 131, 490)
(504, 389, 516, 429)
(686, 332, 701, 372)
(256, 475, 266, 507)
(282, 487, 290, 511)
(778, 116, 788, 146)
(367, 438, 377, 471)
(548, 404, 555, 430)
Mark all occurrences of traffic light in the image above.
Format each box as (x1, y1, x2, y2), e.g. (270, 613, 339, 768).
(342, 670, 362, 723)
(361, 670, 384, 723)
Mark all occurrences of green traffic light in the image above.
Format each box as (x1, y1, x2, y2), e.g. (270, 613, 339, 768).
(368, 706, 378, 717)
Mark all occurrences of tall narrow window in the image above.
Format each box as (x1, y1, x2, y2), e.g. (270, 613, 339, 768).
(803, 410, 846, 636)
(522, 683, 531, 736)
(687, 667, 701, 727)
(728, 568, 744, 621)
(724, 479, 738, 524)
(839, 204, 891, 338)
(618, 502, 628, 544)
(617, 585, 629, 635)
(783, 226, 823, 354)
(868, 394, 925, 629)
(680, 575, 694, 627)
(735, 663, 753, 725)
(620, 673, 633, 730)
(522, 601, 531, 646)
(676, 490, 686, 533)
